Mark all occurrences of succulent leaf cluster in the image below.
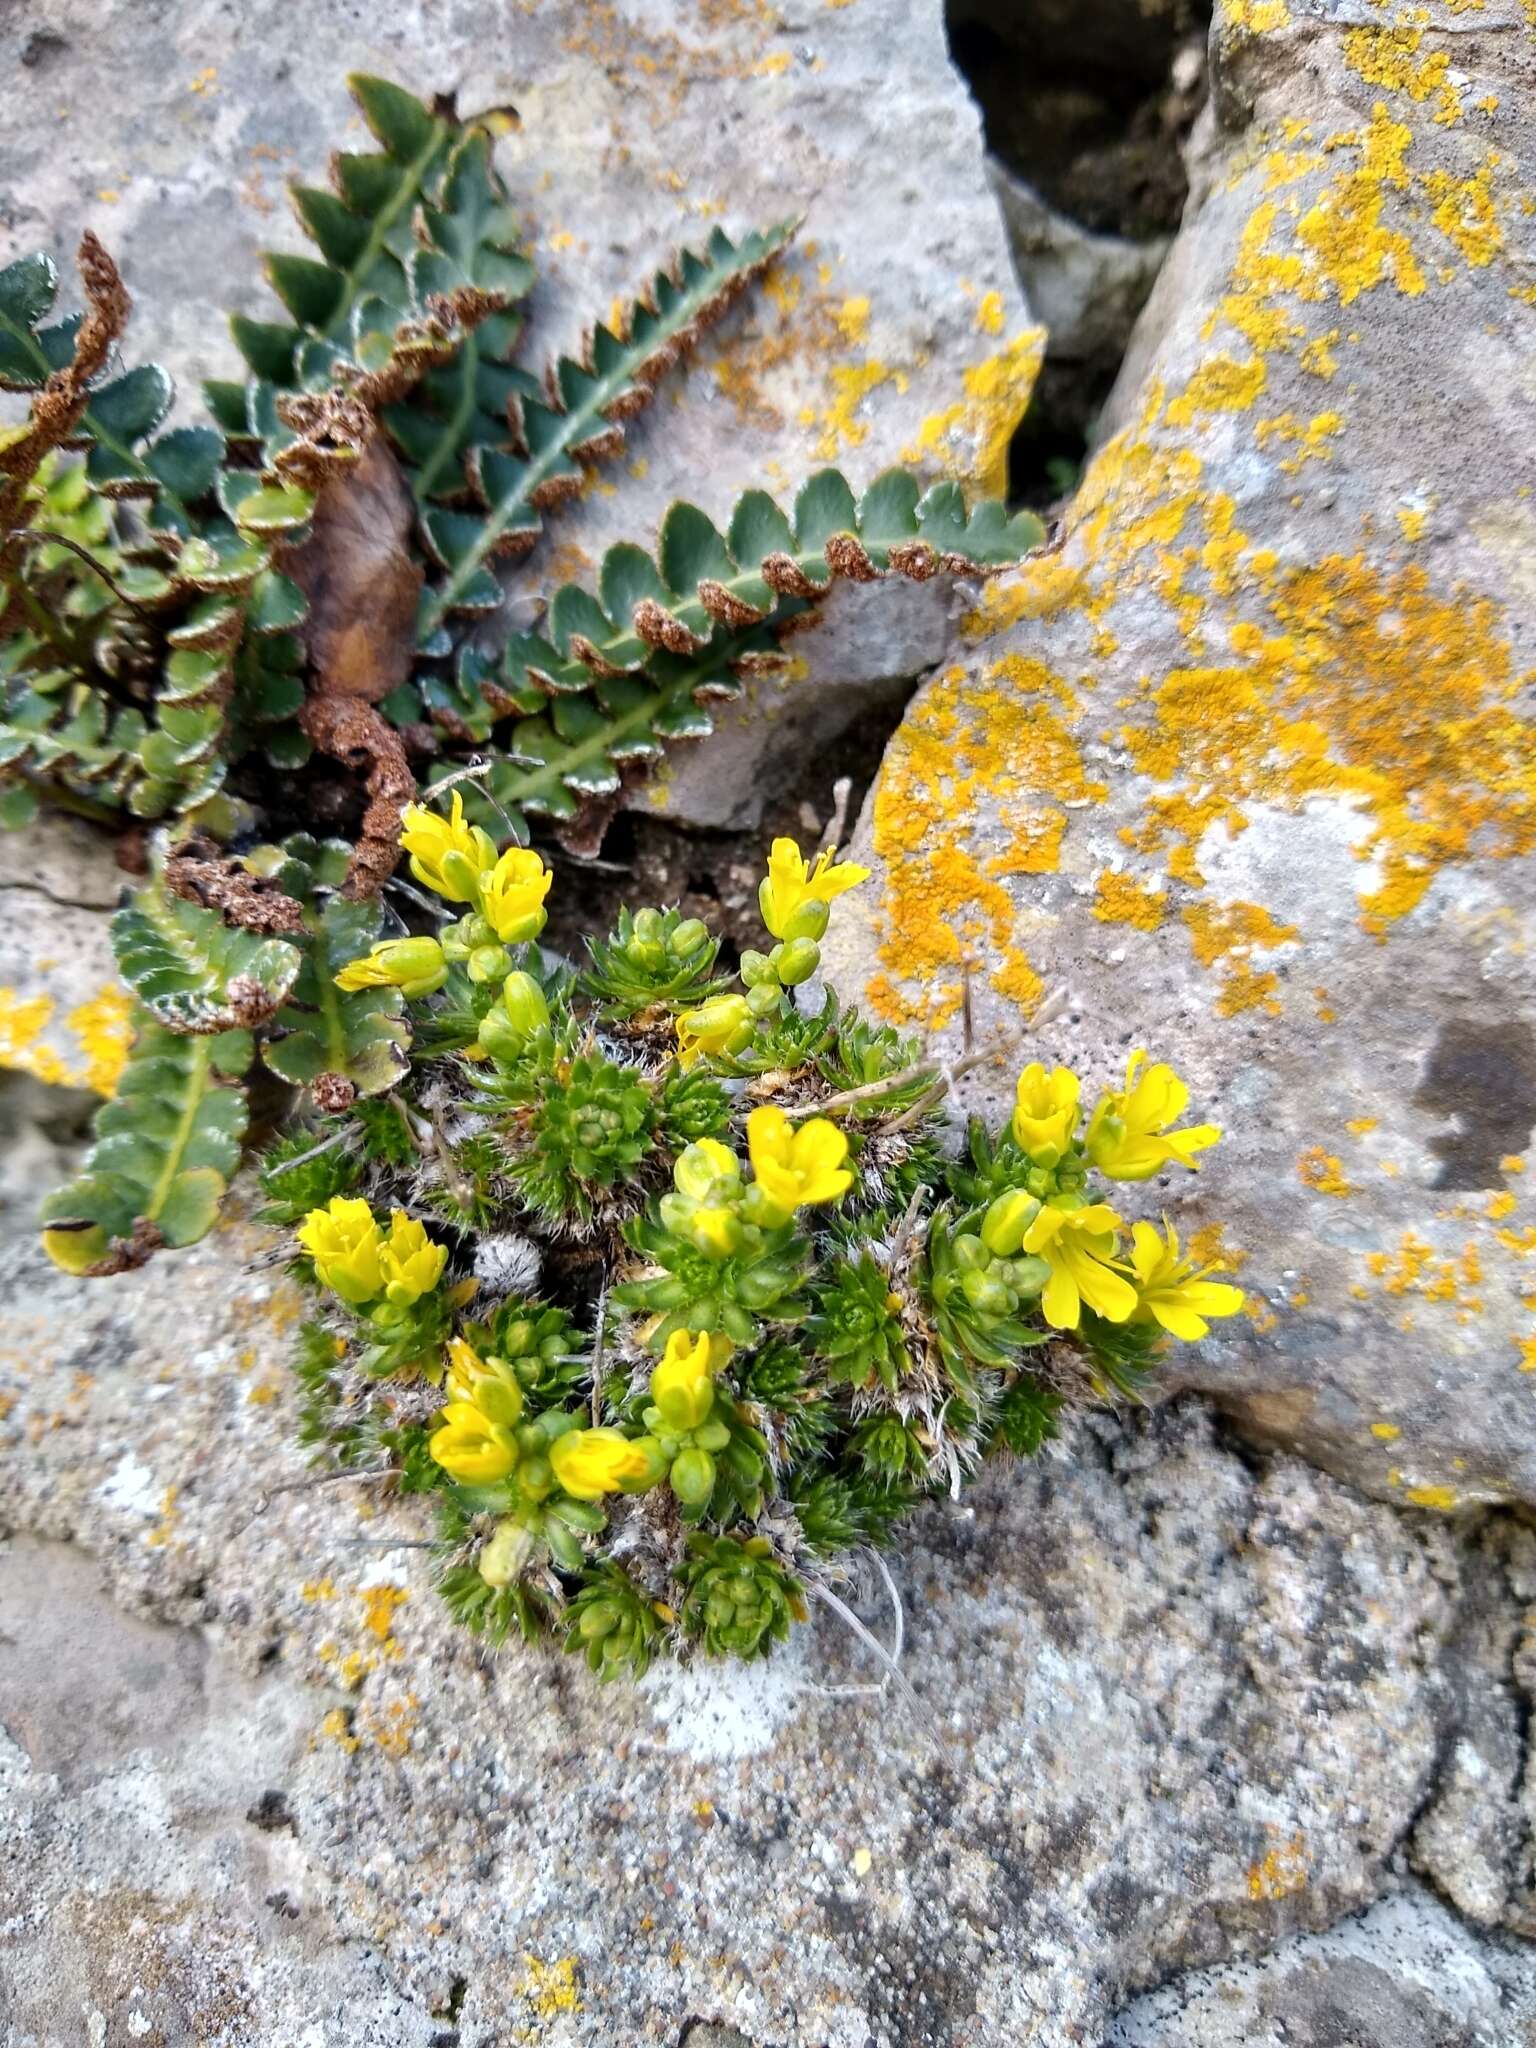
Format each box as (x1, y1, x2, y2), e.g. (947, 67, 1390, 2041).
(235, 804, 1244, 1678)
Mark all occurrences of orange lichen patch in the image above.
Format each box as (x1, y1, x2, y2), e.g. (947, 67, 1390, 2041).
(520, 1956, 582, 2018)
(1111, 538, 1535, 933)
(358, 1696, 419, 1761)
(318, 1706, 360, 1754)
(1346, 1117, 1379, 1136)
(1245, 1293, 1280, 1333)
(1487, 1191, 1518, 1220)
(361, 1584, 407, 1641)
(1371, 1421, 1401, 1440)
(1254, 410, 1344, 472)
(1299, 1147, 1354, 1197)
(1341, 25, 1462, 126)
(1518, 1334, 1536, 1371)
(901, 329, 1046, 500)
(1248, 1833, 1308, 1901)
(989, 807, 1067, 877)
(1504, 1156, 1527, 1175)
(806, 357, 907, 461)
(1365, 1231, 1485, 1310)
(1423, 155, 1506, 267)
(870, 660, 1101, 1026)
(1092, 871, 1167, 930)
(1181, 900, 1298, 1014)
(64, 984, 134, 1094)
(1164, 354, 1268, 428)
(0, 988, 68, 1086)
(1225, 0, 1290, 32)
(1188, 1223, 1248, 1273)
(1405, 1483, 1460, 1510)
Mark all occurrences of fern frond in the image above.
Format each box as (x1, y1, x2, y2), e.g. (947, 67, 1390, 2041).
(420, 466, 1043, 836)
(415, 220, 798, 645)
(253, 835, 411, 1102)
(40, 1013, 251, 1274)
(111, 859, 303, 1033)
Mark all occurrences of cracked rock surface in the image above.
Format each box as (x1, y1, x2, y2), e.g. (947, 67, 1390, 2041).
(3, 1198, 1536, 2044)
(824, 0, 1536, 1512)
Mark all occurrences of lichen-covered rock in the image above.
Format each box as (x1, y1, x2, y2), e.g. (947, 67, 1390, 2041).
(826, 0, 1536, 1511)
(3, 1204, 1536, 2042)
(0, 815, 132, 1096)
(0, 0, 1043, 836)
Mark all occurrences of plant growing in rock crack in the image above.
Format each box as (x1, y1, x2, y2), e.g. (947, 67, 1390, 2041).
(12, 72, 1045, 1267)
(188, 802, 1245, 1678)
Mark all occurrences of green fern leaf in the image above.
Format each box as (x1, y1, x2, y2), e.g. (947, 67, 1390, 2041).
(252, 835, 411, 1100)
(111, 867, 303, 1033)
(415, 220, 798, 645)
(424, 465, 1042, 835)
(40, 1014, 252, 1273)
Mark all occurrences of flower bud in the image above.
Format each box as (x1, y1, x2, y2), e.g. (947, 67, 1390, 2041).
(774, 937, 821, 986)
(478, 1518, 533, 1587)
(961, 1268, 1016, 1316)
(632, 908, 666, 946)
(669, 917, 709, 958)
(739, 948, 777, 988)
(952, 1233, 989, 1272)
(467, 942, 512, 984)
(669, 1445, 717, 1507)
(981, 1188, 1040, 1258)
(673, 1137, 741, 1203)
(334, 935, 448, 1000)
(500, 970, 550, 1037)
(746, 982, 782, 1018)
(778, 895, 830, 944)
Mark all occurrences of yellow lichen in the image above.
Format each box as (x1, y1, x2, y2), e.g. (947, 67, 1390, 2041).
(1092, 871, 1167, 930)
(519, 1956, 582, 2017)
(1298, 1147, 1354, 1197)
(1248, 1833, 1307, 1899)
(901, 330, 1046, 499)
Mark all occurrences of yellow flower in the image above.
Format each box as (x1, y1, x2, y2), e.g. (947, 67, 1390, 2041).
(377, 1210, 447, 1307)
(684, 1203, 744, 1259)
(430, 1401, 518, 1484)
(333, 935, 447, 998)
(399, 791, 496, 904)
(296, 1196, 384, 1305)
(479, 844, 552, 944)
(1020, 1200, 1138, 1331)
(673, 1137, 742, 1201)
(1086, 1051, 1221, 1182)
(549, 1427, 661, 1500)
(759, 835, 871, 941)
(676, 992, 754, 1069)
(746, 1105, 853, 1223)
(445, 1334, 524, 1428)
(650, 1328, 732, 1430)
(1011, 1062, 1080, 1168)
(1129, 1219, 1246, 1340)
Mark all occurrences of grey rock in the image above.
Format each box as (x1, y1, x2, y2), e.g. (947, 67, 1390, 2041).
(1106, 1883, 1536, 2048)
(824, 0, 1536, 1511)
(987, 157, 1169, 383)
(0, 0, 1041, 844)
(0, 1533, 445, 2048)
(3, 1204, 1536, 2042)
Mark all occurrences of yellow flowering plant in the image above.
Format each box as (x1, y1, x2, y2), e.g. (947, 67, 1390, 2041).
(259, 806, 1239, 1678)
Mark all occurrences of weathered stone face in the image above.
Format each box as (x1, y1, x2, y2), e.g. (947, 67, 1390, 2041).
(826, 0, 1536, 1511)
(3, 1204, 1535, 2044)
